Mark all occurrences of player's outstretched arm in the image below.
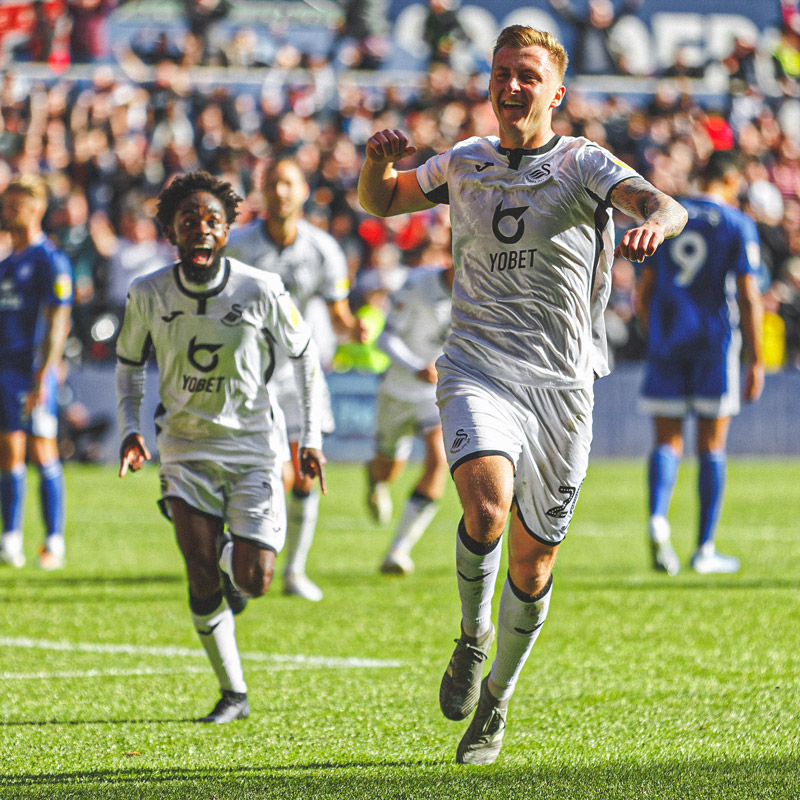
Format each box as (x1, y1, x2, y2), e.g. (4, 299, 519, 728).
(358, 129, 435, 218)
(299, 447, 327, 495)
(119, 433, 151, 478)
(610, 177, 688, 262)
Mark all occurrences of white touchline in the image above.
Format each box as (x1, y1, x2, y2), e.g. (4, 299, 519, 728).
(0, 637, 403, 670)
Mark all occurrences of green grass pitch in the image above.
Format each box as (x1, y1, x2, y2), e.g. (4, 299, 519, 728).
(1, 459, 798, 799)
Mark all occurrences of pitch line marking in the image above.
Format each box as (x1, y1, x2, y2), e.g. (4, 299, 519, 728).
(0, 637, 403, 669)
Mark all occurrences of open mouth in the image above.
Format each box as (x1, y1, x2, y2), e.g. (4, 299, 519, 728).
(191, 246, 214, 266)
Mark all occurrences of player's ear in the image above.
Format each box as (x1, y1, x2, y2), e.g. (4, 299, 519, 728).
(550, 85, 566, 109)
(164, 223, 177, 245)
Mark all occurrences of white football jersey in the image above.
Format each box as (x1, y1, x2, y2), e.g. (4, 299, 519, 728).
(226, 217, 350, 388)
(116, 258, 320, 464)
(416, 135, 640, 388)
(226, 218, 349, 314)
(378, 266, 452, 402)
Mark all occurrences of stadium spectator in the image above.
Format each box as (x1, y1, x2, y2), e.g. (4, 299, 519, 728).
(0, 175, 73, 570)
(638, 151, 764, 576)
(548, 0, 642, 75)
(66, 0, 118, 64)
(330, 0, 390, 70)
(422, 0, 470, 67)
(358, 24, 687, 765)
(367, 263, 453, 576)
(116, 170, 326, 723)
(226, 157, 366, 602)
(182, 0, 232, 66)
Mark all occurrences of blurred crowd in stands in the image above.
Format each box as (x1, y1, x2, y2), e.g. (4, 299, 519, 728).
(2, 0, 800, 374)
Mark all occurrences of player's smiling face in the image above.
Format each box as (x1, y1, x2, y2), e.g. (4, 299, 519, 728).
(169, 191, 229, 282)
(489, 44, 565, 148)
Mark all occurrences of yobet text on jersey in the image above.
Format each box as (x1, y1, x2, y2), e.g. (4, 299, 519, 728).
(182, 375, 226, 393)
(489, 248, 537, 272)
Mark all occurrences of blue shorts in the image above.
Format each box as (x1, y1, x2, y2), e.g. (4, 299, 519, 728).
(0, 367, 60, 437)
(639, 334, 741, 419)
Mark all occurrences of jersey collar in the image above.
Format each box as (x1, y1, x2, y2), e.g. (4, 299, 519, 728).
(498, 135, 561, 170)
(174, 258, 231, 299)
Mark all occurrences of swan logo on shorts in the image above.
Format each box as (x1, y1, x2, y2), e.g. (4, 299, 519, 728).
(451, 428, 470, 453)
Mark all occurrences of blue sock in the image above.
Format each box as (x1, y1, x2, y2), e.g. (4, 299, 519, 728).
(38, 460, 65, 536)
(698, 451, 726, 549)
(1, 466, 27, 533)
(648, 445, 680, 517)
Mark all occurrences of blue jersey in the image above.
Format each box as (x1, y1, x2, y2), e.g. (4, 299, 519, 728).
(642, 195, 761, 362)
(0, 235, 73, 370)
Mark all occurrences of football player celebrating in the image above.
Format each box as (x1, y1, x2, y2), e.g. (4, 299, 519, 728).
(116, 171, 326, 723)
(227, 157, 366, 602)
(359, 25, 687, 764)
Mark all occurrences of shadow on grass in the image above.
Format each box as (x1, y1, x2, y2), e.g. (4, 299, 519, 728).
(3, 758, 798, 799)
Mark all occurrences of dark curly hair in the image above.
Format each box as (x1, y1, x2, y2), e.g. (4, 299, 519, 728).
(156, 171, 241, 234)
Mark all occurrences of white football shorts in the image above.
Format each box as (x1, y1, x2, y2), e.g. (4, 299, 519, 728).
(158, 459, 287, 552)
(436, 355, 594, 545)
(374, 388, 441, 461)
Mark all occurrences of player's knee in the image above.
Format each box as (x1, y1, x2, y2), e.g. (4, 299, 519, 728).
(463, 498, 508, 541)
(235, 560, 274, 598)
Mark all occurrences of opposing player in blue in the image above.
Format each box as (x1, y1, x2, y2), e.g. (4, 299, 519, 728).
(0, 176, 73, 570)
(638, 150, 764, 575)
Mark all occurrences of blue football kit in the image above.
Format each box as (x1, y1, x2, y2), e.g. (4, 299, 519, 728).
(640, 193, 761, 416)
(0, 235, 73, 434)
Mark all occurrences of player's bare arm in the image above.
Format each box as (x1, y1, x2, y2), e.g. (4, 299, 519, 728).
(328, 298, 369, 343)
(358, 129, 435, 218)
(611, 177, 688, 263)
(736, 273, 765, 403)
(27, 304, 71, 412)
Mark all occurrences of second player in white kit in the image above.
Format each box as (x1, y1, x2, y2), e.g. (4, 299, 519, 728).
(367, 264, 453, 575)
(226, 157, 365, 601)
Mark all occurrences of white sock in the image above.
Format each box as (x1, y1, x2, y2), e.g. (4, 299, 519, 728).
(455, 519, 502, 639)
(386, 492, 439, 557)
(284, 490, 320, 577)
(488, 574, 552, 703)
(192, 598, 246, 694)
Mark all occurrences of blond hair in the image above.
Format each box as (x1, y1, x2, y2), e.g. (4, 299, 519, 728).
(493, 25, 569, 81)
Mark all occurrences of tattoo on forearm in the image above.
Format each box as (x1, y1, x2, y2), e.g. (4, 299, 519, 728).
(612, 177, 687, 238)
